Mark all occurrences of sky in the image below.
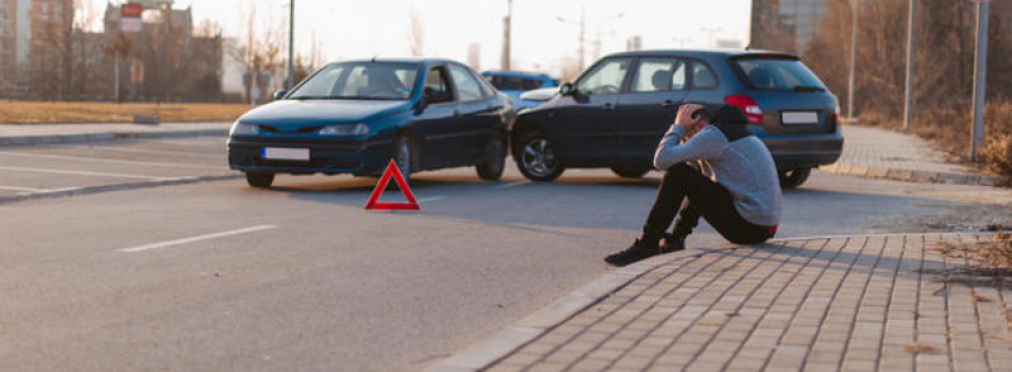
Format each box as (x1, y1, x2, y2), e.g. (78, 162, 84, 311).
(89, 0, 753, 77)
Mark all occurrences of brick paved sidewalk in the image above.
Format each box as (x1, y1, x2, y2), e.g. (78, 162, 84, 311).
(482, 234, 1012, 372)
(822, 125, 997, 186)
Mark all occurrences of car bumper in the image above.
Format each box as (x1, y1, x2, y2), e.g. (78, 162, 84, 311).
(227, 137, 393, 176)
(763, 132, 844, 169)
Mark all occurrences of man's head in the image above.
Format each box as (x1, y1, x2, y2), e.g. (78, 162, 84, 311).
(675, 103, 709, 138)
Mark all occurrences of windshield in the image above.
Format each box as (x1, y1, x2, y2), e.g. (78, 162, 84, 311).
(485, 75, 545, 91)
(289, 62, 420, 100)
(733, 58, 825, 91)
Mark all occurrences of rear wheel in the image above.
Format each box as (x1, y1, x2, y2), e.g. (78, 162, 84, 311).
(779, 167, 811, 189)
(245, 172, 274, 188)
(515, 132, 564, 182)
(391, 134, 413, 179)
(476, 132, 506, 181)
(611, 167, 651, 178)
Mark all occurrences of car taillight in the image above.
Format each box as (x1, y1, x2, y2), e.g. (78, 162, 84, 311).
(832, 94, 841, 125)
(724, 94, 763, 125)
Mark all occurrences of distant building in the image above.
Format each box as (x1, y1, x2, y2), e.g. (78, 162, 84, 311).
(626, 35, 642, 52)
(750, 0, 827, 55)
(0, 0, 74, 98)
(716, 39, 743, 49)
(467, 42, 480, 71)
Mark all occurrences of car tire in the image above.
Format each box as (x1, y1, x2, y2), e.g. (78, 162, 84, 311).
(476, 131, 506, 181)
(245, 172, 274, 188)
(611, 167, 651, 178)
(391, 134, 413, 179)
(514, 132, 564, 182)
(779, 167, 811, 189)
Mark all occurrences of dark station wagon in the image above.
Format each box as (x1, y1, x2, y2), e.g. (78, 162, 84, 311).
(510, 49, 844, 188)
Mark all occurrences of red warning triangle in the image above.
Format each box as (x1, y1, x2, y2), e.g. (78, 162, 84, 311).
(364, 160, 420, 210)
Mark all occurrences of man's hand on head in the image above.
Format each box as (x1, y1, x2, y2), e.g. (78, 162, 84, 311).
(675, 104, 708, 137)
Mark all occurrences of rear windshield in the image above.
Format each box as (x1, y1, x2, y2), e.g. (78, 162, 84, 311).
(733, 58, 825, 91)
(486, 76, 544, 91)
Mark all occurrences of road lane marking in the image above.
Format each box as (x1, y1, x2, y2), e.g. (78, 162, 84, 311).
(90, 146, 222, 158)
(0, 151, 222, 170)
(0, 166, 165, 180)
(496, 181, 529, 189)
(416, 196, 447, 203)
(0, 185, 47, 192)
(118, 225, 277, 253)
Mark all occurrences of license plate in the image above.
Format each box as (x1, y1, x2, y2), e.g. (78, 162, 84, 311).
(262, 147, 310, 161)
(781, 111, 819, 125)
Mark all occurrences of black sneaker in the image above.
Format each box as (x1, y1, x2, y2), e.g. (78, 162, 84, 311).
(661, 234, 686, 253)
(605, 239, 663, 267)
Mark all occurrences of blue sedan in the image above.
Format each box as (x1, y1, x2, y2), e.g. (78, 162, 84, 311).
(228, 58, 514, 187)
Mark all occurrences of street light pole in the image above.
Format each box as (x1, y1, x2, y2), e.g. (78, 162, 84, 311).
(501, 0, 512, 71)
(847, 0, 860, 120)
(902, 0, 916, 131)
(578, 4, 585, 71)
(287, 0, 294, 90)
(970, 0, 989, 161)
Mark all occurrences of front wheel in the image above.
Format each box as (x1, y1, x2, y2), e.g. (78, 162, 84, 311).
(514, 132, 564, 182)
(391, 134, 413, 179)
(245, 172, 274, 188)
(611, 167, 651, 178)
(476, 132, 506, 181)
(779, 167, 811, 189)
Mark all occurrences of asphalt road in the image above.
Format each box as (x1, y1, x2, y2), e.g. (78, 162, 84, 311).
(0, 137, 1009, 372)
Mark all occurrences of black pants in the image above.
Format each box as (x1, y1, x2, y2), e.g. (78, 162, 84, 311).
(644, 163, 774, 245)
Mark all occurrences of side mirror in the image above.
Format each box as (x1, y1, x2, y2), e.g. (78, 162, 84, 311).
(558, 83, 574, 96)
(273, 89, 288, 100)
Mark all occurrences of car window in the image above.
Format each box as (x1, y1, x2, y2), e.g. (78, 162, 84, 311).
(289, 62, 418, 100)
(577, 58, 632, 95)
(691, 61, 718, 89)
(470, 70, 494, 98)
(734, 58, 825, 91)
(424, 67, 454, 103)
(631, 58, 687, 93)
(448, 64, 484, 102)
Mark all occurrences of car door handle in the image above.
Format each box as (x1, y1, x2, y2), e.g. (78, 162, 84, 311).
(488, 105, 503, 111)
(453, 110, 461, 117)
(602, 103, 615, 111)
(661, 100, 675, 109)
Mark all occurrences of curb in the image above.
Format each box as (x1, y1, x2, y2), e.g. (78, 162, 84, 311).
(425, 231, 988, 372)
(0, 174, 242, 205)
(421, 247, 710, 372)
(0, 129, 227, 146)
(819, 162, 998, 187)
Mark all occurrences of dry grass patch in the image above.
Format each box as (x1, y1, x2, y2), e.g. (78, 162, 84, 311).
(0, 101, 253, 124)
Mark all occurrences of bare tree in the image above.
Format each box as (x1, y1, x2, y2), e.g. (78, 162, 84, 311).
(407, 7, 425, 57)
(229, 3, 285, 104)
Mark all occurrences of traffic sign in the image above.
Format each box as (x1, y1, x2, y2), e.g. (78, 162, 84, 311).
(364, 160, 420, 211)
(121, 3, 142, 33)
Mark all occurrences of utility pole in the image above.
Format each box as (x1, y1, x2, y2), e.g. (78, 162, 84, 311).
(847, 0, 860, 121)
(970, 0, 990, 161)
(287, 0, 295, 89)
(578, 4, 585, 71)
(902, 0, 916, 131)
(501, 0, 512, 71)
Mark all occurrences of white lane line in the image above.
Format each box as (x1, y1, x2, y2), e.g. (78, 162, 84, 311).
(118, 225, 277, 253)
(90, 146, 222, 158)
(496, 180, 529, 189)
(0, 185, 47, 192)
(0, 166, 165, 180)
(0, 151, 222, 170)
(416, 196, 447, 203)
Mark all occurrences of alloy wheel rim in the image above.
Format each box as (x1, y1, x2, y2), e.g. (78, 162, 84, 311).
(522, 138, 556, 177)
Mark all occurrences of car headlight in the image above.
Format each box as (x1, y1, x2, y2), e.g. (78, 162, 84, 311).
(230, 122, 260, 136)
(319, 123, 369, 136)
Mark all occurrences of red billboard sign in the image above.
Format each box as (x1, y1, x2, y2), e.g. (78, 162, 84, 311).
(121, 3, 142, 18)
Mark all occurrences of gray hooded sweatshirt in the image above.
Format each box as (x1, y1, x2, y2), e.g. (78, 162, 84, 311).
(653, 106, 783, 227)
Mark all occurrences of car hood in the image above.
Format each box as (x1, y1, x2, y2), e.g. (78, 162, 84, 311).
(238, 99, 413, 129)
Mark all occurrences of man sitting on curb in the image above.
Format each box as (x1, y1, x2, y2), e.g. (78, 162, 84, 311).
(605, 104, 783, 267)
